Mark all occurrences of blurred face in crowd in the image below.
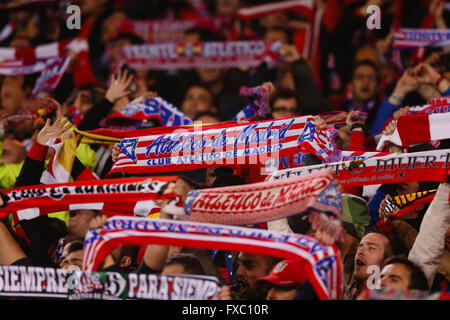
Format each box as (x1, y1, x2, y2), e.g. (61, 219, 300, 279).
(276, 65, 295, 91)
(380, 263, 412, 292)
(271, 97, 298, 119)
(354, 233, 389, 281)
(196, 68, 226, 86)
(396, 182, 420, 196)
(80, 0, 108, 17)
(266, 284, 298, 300)
(9, 36, 32, 49)
(195, 114, 220, 124)
(235, 253, 273, 299)
(109, 38, 132, 69)
(1, 78, 28, 115)
(1, 137, 26, 164)
(61, 250, 84, 270)
(67, 210, 97, 238)
(181, 86, 214, 119)
(216, 0, 240, 15)
(101, 11, 127, 43)
(265, 29, 289, 44)
(350, 65, 379, 104)
(259, 12, 289, 29)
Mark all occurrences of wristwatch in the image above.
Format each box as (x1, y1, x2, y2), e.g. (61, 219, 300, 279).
(350, 123, 365, 132)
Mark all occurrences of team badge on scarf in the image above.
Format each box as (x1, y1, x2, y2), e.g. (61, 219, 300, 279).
(118, 40, 282, 71)
(109, 115, 340, 174)
(383, 189, 437, 219)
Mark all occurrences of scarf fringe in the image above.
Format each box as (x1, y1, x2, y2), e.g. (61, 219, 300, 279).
(309, 211, 345, 243)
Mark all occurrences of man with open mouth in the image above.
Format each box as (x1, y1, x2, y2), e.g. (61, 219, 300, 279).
(232, 252, 281, 300)
(345, 231, 398, 300)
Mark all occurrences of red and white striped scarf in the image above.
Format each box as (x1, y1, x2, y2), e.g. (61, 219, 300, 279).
(393, 29, 450, 49)
(376, 113, 450, 151)
(82, 216, 343, 300)
(0, 177, 178, 221)
(179, 169, 343, 241)
(118, 40, 282, 71)
(270, 149, 450, 187)
(30, 55, 71, 99)
(0, 38, 87, 62)
(430, 96, 450, 106)
(110, 115, 339, 175)
(0, 58, 53, 76)
(408, 103, 450, 115)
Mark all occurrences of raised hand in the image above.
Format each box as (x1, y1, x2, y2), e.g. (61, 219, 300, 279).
(378, 194, 392, 220)
(278, 44, 301, 64)
(89, 214, 108, 230)
(105, 68, 134, 103)
(346, 110, 367, 130)
(391, 68, 421, 100)
(413, 63, 441, 86)
(313, 115, 328, 131)
(111, 143, 120, 163)
(393, 106, 410, 119)
(36, 117, 74, 146)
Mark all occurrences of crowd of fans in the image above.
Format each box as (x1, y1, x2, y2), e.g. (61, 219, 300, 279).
(0, 0, 449, 301)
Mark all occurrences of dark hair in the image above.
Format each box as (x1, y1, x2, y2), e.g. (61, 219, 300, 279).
(67, 239, 84, 254)
(269, 88, 300, 109)
(212, 174, 247, 188)
(264, 256, 283, 275)
(384, 256, 429, 291)
(184, 81, 213, 99)
(352, 59, 380, 82)
(165, 253, 206, 275)
(117, 245, 140, 268)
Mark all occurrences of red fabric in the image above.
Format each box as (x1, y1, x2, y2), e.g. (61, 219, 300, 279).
(396, 114, 431, 146)
(28, 141, 49, 161)
(376, 219, 393, 234)
(218, 267, 231, 284)
(349, 131, 366, 151)
(72, 50, 99, 89)
(75, 168, 98, 182)
(342, 185, 362, 197)
(322, 0, 342, 32)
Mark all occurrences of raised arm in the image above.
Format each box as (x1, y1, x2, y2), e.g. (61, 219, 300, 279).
(408, 181, 450, 287)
